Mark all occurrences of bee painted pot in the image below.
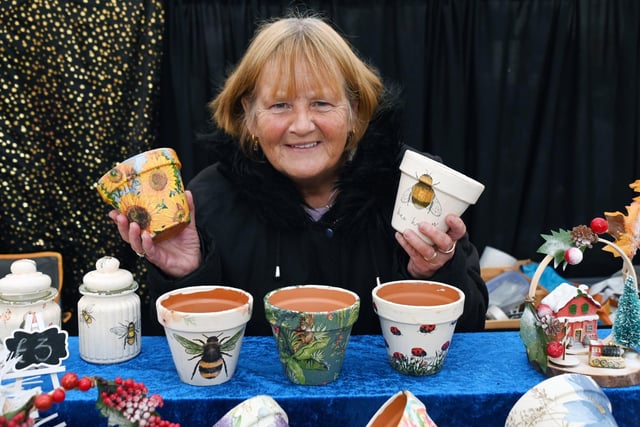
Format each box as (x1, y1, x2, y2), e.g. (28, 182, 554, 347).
(264, 284, 360, 385)
(372, 280, 464, 376)
(392, 150, 484, 244)
(95, 147, 190, 242)
(156, 285, 253, 386)
(78, 256, 141, 364)
(0, 259, 61, 344)
(505, 373, 617, 427)
(366, 390, 438, 427)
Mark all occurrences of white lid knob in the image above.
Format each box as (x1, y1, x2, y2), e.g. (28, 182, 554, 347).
(82, 256, 134, 292)
(0, 259, 52, 295)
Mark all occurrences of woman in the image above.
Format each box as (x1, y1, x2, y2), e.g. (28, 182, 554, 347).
(110, 14, 488, 335)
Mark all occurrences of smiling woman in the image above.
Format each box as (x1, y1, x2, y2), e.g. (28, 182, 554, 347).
(109, 11, 489, 336)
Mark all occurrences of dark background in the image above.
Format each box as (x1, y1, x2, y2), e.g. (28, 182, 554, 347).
(2, 0, 639, 333)
(160, 0, 640, 278)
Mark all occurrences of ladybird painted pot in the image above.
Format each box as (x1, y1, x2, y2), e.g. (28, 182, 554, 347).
(392, 150, 484, 244)
(96, 147, 190, 242)
(372, 280, 464, 376)
(366, 390, 438, 427)
(505, 373, 617, 427)
(264, 284, 360, 385)
(156, 285, 253, 386)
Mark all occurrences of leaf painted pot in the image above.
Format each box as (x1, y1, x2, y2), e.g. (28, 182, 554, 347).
(392, 150, 484, 244)
(156, 285, 253, 386)
(505, 373, 617, 427)
(366, 390, 438, 427)
(213, 395, 289, 427)
(372, 280, 464, 376)
(264, 285, 360, 385)
(96, 147, 190, 241)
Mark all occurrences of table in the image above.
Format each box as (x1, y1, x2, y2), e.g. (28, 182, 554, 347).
(33, 332, 640, 426)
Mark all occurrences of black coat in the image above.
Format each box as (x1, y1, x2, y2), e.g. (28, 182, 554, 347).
(147, 109, 488, 336)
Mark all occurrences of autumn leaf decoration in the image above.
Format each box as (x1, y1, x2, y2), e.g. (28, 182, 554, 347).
(602, 179, 640, 259)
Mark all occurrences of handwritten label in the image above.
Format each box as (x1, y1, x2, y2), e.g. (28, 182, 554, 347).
(4, 326, 69, 370)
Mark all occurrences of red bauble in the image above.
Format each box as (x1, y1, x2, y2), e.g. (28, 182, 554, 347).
(34, 394, 54, 411)
(547, 341, 564, 358)
(60, 372, 79, 390)
(590, 217, 608, 234)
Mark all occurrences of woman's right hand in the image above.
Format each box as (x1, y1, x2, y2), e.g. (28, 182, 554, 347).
(108, 190, 202, 278)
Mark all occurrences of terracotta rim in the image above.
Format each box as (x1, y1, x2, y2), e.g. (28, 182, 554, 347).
(265, 284, 359, 313)
(157, 285, 252, 315)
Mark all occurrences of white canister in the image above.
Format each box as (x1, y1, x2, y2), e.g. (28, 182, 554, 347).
(78, 256, 141, 364)
(0, 259, 61, 343)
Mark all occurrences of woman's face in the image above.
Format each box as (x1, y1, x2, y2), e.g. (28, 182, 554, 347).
(245, 60, 355, 189)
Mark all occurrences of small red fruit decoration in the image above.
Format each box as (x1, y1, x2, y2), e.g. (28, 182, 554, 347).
(61, 372, 79, 390)
(33, 393, 54, 412)
(564, 247, 583, 265)
(546, 341, 564, 358)
(590, 217, 608, 234)
(77, 376, 92, 391)
(51, 388, 66, 403)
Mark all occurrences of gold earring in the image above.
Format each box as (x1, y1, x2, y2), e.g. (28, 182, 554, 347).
(251, 135, 260, 152)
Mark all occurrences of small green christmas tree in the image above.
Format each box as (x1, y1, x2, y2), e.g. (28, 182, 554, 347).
(612, 275, 640, 348)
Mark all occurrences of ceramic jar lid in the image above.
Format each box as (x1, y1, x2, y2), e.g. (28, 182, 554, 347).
(0, 259, 52, 300)
(82, 256, 136, 294)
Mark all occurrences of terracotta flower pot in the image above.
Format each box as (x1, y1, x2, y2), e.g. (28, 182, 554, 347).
(264, 285, 360, 385)
(372, 280, 465, 376)
(96, 147, 190, 241)
(156, 285, 253, 386)
(366, 390, 438, 427)
(392, 150, 484, 244)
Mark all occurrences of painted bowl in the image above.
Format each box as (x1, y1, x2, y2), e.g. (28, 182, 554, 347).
(213, 395, 289, 427)
(366, 390, 437, 427)
(264, 284, 360, 385)
(156, 285, 253, 386)
(96, 147, 190, 241)
(505, 373, 617, 426)
(372, 280, 465, 376)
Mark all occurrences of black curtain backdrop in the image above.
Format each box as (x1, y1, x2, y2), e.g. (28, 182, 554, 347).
(159, 0, 640, 278)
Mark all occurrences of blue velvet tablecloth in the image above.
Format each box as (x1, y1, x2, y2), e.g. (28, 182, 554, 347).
(42, 332, 639, 426)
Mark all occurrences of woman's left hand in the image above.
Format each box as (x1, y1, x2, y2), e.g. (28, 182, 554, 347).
(395, 214, 467, 279)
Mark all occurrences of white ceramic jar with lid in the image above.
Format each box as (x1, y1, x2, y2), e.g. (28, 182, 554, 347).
(78, 256, 141, 363)
(0, 259, 61, 343)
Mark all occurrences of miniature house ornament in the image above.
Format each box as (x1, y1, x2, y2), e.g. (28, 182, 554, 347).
(78, 256, 141, 363)
(0, 259, 61, 342)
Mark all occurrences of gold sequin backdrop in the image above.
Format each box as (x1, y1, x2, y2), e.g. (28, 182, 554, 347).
(0, 0, 165, 334)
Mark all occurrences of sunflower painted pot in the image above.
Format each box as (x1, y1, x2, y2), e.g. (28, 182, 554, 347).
(366, 390, 438, 427)
(372, 280, 464, 376)
(96, 147, 190, 241)
(264, 285, 360, 385)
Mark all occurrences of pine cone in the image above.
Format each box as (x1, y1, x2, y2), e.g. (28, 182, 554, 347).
(570, 225, 598, 248)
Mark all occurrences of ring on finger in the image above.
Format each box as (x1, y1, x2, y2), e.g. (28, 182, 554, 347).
(135, 252, 145, 258)
(438, 241, 456, 254)
(423, 251, 438, 262)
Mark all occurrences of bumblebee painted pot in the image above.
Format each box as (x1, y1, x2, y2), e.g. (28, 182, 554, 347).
(264, 285, 360, 385)
(366, 390, 438, 427)
(505, 373, 617, 427)
(96, 147, 190, 241)
(392, 150, 484, 244)
(372, 280, 464, 376)
(156, 285, 253, 386)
